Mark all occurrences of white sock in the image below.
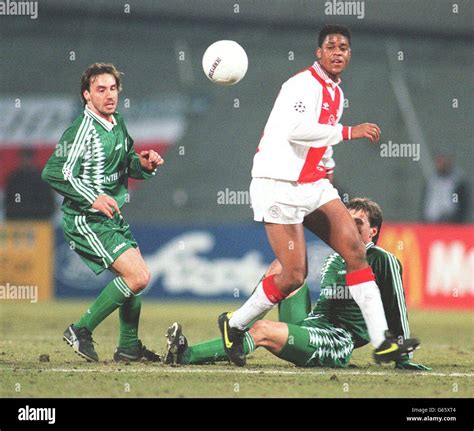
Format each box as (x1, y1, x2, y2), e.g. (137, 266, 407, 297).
(348, 280, 388, 348)
(229, 281, 276, 330)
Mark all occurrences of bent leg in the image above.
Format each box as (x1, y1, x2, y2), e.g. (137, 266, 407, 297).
(264, 223, 308, 294)
(111, 247, 151, 293)
(250, 318, 353, 368)
(278, 283, 311, 324)
(229, 223, 307, 330)
(249, 320, 289, 353)
(116, 248, 148, 350)
(248, 258, 311, 325)
(74, 248, 149, 333)
(305, 199, 388, 348)
(180, 334, 257, 365)
(304, 199, 367, 272)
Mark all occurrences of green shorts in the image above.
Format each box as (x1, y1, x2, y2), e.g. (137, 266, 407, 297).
(62, 212, 138, 275)
(280, 313, 355, 368)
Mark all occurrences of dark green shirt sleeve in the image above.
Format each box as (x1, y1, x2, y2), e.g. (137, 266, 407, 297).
(41, 126, 98, 211)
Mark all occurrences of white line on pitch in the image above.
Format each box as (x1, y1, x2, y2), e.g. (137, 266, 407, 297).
(3, 367, 474, 377)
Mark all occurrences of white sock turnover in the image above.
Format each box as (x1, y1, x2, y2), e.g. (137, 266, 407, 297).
(348, 280, 388, 348)
(228, 281, 276, 330)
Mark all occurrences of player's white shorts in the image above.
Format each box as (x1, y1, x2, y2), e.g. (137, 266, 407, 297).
(250, 177, 340, 224)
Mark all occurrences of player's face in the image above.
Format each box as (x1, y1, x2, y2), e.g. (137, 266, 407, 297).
(83, 73, 118, 119)
(349, 209, 377, 244)
(316, 34, 351, 79)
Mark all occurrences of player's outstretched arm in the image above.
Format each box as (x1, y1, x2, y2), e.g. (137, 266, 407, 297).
(350, 123, 381, 143)
(126, 136, 164, 180)
(138, 150, 164, 172)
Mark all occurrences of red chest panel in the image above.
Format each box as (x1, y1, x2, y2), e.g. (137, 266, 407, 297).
(297, 67, 341, 183)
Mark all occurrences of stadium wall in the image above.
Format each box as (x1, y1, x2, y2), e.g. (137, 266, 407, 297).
(1, 221, 472, 310)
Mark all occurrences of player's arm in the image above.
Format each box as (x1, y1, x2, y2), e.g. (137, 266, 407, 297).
(126, 134, 164, 180)
(278, 79, 380, 148)
(42, 128, 98, 212)
(372, 254, 431, 371)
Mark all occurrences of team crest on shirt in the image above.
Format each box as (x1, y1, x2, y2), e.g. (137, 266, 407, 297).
(268, 205, 282, 218)
(328, 114, 336, 125)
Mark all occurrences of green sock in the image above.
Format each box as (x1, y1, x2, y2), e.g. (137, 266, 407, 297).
(181, 333, 256, 364)
(75, 277, 134, 332)
(118, 294, 142, 351)
(278, 282, 311, 324)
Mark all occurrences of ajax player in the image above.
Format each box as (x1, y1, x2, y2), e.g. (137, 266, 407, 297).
(42, 63, 163, 362)
(165, 198, 429, 371)
(217, 25, 420, 366)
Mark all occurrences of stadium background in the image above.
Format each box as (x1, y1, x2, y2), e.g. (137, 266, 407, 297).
(1, 1, 473, 312)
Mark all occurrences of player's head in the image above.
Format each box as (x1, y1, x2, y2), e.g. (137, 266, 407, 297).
(316, 24, 352, 79)
(346, 197, 383, 245)
(80, 63, 123, 117)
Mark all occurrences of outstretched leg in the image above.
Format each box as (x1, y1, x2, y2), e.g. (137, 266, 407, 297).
(303, 199, 388, 348)
(219, 222, 308, 366)
(228, 222, 307, 330)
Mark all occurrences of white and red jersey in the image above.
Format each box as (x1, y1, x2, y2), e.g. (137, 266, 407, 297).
(252, 62, 351, 183)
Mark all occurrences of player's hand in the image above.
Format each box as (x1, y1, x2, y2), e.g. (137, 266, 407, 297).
(395, 360, 432, 371)
(139, 150, 164, 172)
(351, 123, 381, 143)
(92, 194, 121, 219)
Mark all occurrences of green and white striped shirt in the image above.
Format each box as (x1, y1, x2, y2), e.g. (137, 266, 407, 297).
(314, 242, 410, 347)
(42, 107, 155, 215)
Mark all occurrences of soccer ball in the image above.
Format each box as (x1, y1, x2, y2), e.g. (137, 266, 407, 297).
(202, 40, 248, 86)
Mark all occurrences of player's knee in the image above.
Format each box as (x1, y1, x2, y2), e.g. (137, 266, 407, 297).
(279, 265, 307, 291)
(265, 259, 282, 277)
(288, 267, 307, 290)
(343, 238, 367, 268)
(129, 267, 151, 292)
(140, 267, 151, 289)
(252, 320, 272, 342)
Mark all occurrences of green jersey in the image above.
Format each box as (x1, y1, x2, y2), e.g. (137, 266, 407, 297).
(42, 106, 155, 215)
(313, 242, 410, 347)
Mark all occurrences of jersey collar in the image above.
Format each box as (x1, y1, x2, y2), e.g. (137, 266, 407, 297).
(312, 61, 341, 89)
(84, 106, 117, 132)
(365, 241, 375, 249)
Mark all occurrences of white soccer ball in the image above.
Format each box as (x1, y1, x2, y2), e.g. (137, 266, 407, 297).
(202, 40, 248, 86)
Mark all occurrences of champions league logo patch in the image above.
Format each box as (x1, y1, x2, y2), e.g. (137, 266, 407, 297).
(294, 101, 306, 113)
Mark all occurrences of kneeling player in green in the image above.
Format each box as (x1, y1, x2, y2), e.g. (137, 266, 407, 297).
(42, 63, 164, 362)
(165, 198, 430, 370)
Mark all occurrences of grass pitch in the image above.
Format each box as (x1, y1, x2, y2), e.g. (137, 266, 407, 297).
(0, 300, 473, 398)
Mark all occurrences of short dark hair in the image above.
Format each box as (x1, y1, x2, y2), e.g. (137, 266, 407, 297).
(346, 197, 383, 244)
(80, 63, 123, 105)
(318, 24, 351, 47)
